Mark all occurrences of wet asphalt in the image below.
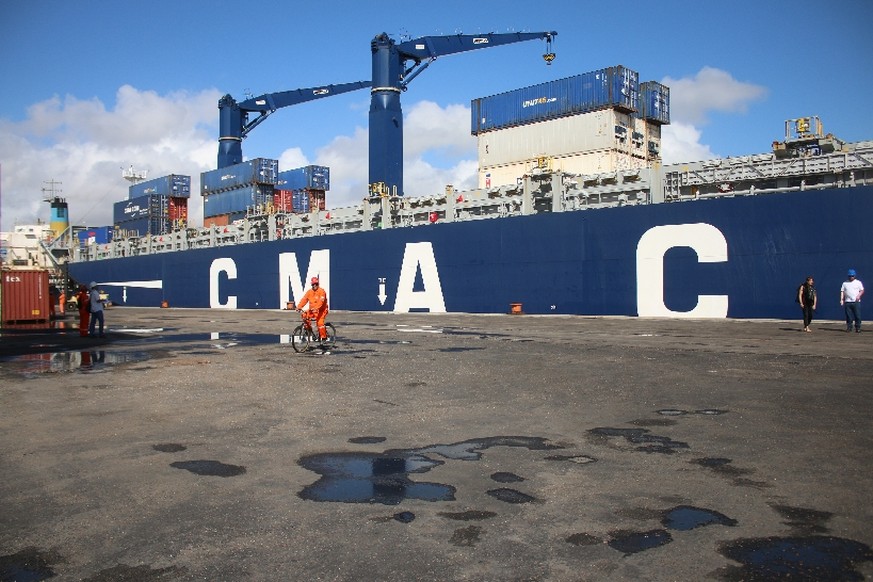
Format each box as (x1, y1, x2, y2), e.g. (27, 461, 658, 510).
(1, 308, 872, 581)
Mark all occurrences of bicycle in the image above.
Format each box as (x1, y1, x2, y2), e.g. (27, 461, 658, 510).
(292, 310, 336, 353)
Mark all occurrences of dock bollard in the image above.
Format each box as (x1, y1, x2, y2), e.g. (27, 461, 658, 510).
(160, 300, 169, 308)
(510, 303, 523, 315)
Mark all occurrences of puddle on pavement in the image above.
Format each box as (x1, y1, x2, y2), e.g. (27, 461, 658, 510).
(491, 472, 524, 483)
(608, 529, 673, 554)
(298, 436, 563, 504)
(170, 460, 246, 477)
(1, 350, 150, 375)
(719, 536, 873, 580)
(298, 452, 453, 504)
(662, 505, 737, 531)
(0, 547, 59, 581)
(450, 526, 483, 547)
(566, 533, 602, 546)
(393, 511, 416, 523)
(588, 427, 689, 454)
(770, 504, 833, 534)
(487, 488, 537, 504)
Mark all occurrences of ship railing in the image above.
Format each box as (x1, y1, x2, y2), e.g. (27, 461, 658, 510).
(673, 143, 873, 187)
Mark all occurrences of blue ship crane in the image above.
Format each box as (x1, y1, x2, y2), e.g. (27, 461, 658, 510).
(369, 31, 557, 196)
(217, 81, 371, 168)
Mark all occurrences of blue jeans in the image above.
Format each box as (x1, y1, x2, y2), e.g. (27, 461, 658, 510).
(89, 310, 105, 336)
(844, 302, 861, 331)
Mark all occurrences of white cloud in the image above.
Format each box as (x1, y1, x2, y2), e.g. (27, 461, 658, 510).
(660, 67, 768, 163)
(277, 148, 309, 173)
(661, 123, 716, 164)
(662, 66, 768, 126)
(0, 86, 220, 231)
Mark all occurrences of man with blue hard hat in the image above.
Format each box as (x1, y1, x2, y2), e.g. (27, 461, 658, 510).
(840, 269, 865, 333)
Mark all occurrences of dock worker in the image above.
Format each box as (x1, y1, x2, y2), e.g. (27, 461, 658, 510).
(297, 277, 329, 343)
(88, 281, 106, 338)
(75, 284, 90, 337)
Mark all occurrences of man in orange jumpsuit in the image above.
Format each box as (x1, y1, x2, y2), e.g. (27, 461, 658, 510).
(297, 276, 329, 342)
(75, 284, 90, 337)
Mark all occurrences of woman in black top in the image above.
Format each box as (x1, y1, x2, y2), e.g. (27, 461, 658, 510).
(798, 276, 817, 332)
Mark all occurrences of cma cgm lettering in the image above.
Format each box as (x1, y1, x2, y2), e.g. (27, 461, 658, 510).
(206, 223, 728, 317)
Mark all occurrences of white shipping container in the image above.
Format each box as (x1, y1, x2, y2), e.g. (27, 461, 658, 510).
(477, 109, 664, 168)
(479, 150, 651, 189)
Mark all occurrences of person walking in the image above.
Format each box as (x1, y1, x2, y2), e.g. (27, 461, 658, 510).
(88, 281, 106, 338)
(75, 283, 90, 337)
(797, 276, 817, 332)
(840, 269, 865, 333)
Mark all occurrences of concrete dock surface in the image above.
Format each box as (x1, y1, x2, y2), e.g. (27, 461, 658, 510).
(1, 308, 872, 581)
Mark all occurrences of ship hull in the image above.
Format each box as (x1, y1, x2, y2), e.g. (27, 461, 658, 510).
(69, 187, 872, 321)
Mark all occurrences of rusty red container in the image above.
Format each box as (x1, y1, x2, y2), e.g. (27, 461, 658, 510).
(1, 269, 51, 323)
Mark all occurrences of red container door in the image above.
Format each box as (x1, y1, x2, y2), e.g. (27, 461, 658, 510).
(1, 270, 50, 323)
(168, 197, 189, 228)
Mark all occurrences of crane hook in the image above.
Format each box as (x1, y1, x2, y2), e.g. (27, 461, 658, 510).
(543, 35, 556, 65)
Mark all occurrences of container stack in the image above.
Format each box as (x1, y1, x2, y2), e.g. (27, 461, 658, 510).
(470, 66, 670, 188)
(114, 174, 191, 236)
(470, 66, 640, 135)
(274, 165, 330, 213)
(201, 158, 278, 227)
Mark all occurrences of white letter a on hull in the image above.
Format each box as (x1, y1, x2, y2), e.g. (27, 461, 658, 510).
(394, 242, 446, 313)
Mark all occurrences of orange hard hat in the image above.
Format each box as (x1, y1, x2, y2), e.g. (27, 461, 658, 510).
(311, 277, 320, 284)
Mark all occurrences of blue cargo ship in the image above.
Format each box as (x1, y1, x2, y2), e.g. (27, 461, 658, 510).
(68, 158, 873, 321)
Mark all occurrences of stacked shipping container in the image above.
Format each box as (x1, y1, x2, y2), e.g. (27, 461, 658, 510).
(471, 66, 640, 135)
(201, 159, 279, 224)
(471, 67, 670, 188)
(273, 165, 330, 213)
(129, 174, 191, 199)
(113, 174, 190, 236)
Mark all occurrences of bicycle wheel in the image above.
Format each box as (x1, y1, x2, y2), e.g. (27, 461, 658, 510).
(291, 324, 311, 353)
(322, 323, 337, 349)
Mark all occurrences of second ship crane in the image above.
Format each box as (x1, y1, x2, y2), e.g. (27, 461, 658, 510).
(369, 31, 557, 197)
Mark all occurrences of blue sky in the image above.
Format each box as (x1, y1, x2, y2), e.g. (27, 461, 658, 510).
(1, 0, 871, 231)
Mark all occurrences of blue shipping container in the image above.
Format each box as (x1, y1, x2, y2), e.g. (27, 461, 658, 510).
(276, 165, 331, 191)
(638, 81, 670, 125)
(292, 190, 310, 213)
(201, 158, 279, 194)
(114, 193, 168, 224)
(203, 185, 274, 217)
(471, 66, 640, 135)
(129, 174, 191, 200)
(77, 226, 113, 247)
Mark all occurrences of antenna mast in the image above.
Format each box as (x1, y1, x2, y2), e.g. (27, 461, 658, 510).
(41, 178, 63, 202)
(122, 165, 148, 185)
